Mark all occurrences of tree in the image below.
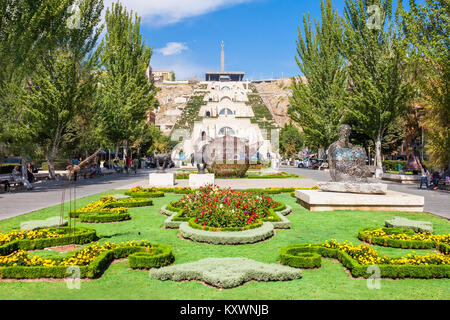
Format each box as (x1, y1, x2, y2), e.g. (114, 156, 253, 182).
(399, 0, 449, 170)
(289, 0, 348, 150)
(279, 123, 304, 159)
(0, 0, 73, 157)
(23, 0, 103, 178)
(343, 0, 413, 170)
(96, 2, 157, 160)
(170, 71, 176, 81)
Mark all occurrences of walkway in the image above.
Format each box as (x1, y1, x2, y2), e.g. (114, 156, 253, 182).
(0, 170, 153, 221)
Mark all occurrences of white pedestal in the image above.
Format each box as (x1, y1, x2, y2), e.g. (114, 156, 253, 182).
(189, 174, 215, 189)
(149, 173, 175, 187)
(295, 190, 424, 212)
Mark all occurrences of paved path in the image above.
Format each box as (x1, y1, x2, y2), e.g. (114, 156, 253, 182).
(0, 170, 153, 221)
(282, 167, 450, 220)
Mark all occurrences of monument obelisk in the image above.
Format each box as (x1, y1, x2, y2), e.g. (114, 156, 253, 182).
(221, 41, 225, 72)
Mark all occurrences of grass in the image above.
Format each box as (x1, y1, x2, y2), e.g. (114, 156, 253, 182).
(0, 192, 449, 300)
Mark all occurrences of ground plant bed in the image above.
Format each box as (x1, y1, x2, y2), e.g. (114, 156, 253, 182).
(69, 196, 153, 223)
(0, 189, 449, 299)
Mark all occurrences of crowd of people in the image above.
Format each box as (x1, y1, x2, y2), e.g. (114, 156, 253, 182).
(418, 166, 449, 190)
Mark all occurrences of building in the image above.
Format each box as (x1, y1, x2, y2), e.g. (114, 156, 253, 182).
(174, 81, 277, 164)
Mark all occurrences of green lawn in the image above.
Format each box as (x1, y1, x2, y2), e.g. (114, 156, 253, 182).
(0, 191, 449, 300)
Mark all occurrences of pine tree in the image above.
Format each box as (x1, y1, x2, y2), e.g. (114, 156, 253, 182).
(96, 1, 157, 158)
(342, 0, 413, 170)
(289, 0, 348, 150)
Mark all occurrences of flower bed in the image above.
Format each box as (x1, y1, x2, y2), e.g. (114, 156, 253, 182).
(125, 186, 165, 198)
(280, 240, 450, 279)
(358, 227, 450, 253)
(0, 227, 97, 256)
(69, 196, 153, 223)
(170, 186, 280, 231)
(0, 240, 174, 279)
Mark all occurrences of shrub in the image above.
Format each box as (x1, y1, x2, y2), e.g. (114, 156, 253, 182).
(280, 242, 450, 279)
(0, 241, 175, 279)
(207, 162, 250, 178)
(280, 247, 322, 269)
(382, 160, 407, 171)
(0, 227, 97, 256)
(128, 244, 174, 269)
(41, 161, 70, 171)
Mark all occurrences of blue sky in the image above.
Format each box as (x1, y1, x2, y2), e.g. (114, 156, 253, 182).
(104, 0, 412, 80)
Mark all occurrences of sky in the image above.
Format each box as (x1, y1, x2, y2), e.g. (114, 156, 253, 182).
(102, 0, 413, 80)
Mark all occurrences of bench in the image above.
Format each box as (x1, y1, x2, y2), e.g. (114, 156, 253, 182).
(0, 174, 25, 192)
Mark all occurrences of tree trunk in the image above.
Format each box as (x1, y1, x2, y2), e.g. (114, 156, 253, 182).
(375, 136, 382, 169)
(47, 153, 56, 180)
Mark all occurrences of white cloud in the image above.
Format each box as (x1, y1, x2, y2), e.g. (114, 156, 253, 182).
(156, 42, 188, 56)
(103, 0, 256, 26)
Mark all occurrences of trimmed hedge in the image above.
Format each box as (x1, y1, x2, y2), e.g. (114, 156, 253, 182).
(0, 227, 97, 256)
(188, 218, 263, 232)
(280, 244, 450, 279)
(358, 227, 448, 252)
(41, 161, 70, 171)
(77, 212, 132, 223)
(382, 160, 407, 171)
(0, 243, 175, 279)
(280, 246, 322, 269)
(128, 244, 175, 269)
(124, 191, 165, 198)
(179, 222, 274, 245)
(69, 198, 153, 223)
(105, 199, 153, 209)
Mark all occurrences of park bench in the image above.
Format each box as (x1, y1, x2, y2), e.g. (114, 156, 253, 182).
(0, 174, 25, 192)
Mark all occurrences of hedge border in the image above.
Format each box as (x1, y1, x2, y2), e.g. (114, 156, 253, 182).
(0, 227, 97, 256)
(69, 198, 153, 223)
(0, 243, 175, 279)
(124, 191, 165, 198)
(188, 218, 263, 232)
(128, 244, 175, 269)
(358, 227, 449, 252)
(279, 244, 450, 279)
(280, 247, 322, 269)
(179, 222, 274, 245)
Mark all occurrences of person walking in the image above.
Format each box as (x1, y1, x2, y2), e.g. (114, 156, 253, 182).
(419, 166, 429, 189)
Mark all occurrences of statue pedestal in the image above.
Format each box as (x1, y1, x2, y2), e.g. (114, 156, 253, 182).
(149, 173, 175, 187)
(189, 174, 215, 189)
(318, 182, 388, 194)
(295, 190, 424, 212)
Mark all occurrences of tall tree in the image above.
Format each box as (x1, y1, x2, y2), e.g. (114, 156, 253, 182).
(343, 0, 413, 171)
(96, 2, 157, 159)
(23, 0, 103, 178)
(289, 0, 348, 150)
(279, 123, 304, 158)
(399, 0, 449, 170)
(0, 0, 71, 157)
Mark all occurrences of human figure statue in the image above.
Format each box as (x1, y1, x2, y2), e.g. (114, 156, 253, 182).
(328, 125, 369, 183)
